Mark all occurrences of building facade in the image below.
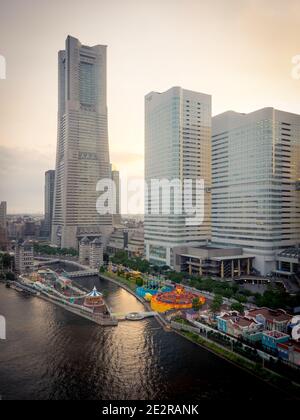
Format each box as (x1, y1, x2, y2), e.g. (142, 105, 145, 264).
(52, 36, 112, 249)
(212, 108, 300, 275)
(44, 170, 55, 239)
(111, 166, 121, 226)
(79, 236, 103, 269)
(0, 201, 7, 250)
(14, 240, 34, 274)
(90, 238, 103, 270)
(173, 245, 254, 278)
(144, 87, 211, 267)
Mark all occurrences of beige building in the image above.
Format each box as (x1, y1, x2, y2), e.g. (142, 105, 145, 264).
(90, 238, 103, 270)
(79, 237, 103, 269)
(126, 229, 144, 257)
(52, 36, 112, 249)
(14, 240, 34, 274)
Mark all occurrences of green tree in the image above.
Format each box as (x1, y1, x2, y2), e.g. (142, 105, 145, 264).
(6, 271, 16, 281)
(230, 302, 244, 313)
(135, 277, 144, 287)
(192, 297, 203, 311)
(210, 294, 223, 314)
(0, 253, 13, 269)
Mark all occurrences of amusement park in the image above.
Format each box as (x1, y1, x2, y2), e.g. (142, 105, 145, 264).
(17, 268, 118, 326)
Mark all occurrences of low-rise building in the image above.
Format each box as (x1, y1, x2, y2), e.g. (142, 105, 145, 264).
(107, 228, 128, 255)
(277, 341, 300, 366)
(126, 229, 144, 257)
(275, 247, 300, 279)
(245, 307, 292, 333)
(173, 246, 255, 278)
(217, 312, 261, 338)
(261, 330, 290, 352)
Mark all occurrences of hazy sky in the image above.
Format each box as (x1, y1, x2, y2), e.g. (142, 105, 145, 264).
(0, 0, 299, 213)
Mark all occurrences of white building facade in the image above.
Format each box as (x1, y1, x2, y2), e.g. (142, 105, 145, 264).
(144, 87, 211, 267)
(52, 36, 112, 249)
(211, 108, 300, 275)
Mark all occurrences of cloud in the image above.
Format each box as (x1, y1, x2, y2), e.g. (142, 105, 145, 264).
(0, 146, 54, 213)
(110, 151, 144, 165)
(0, 146, 145, 214)
(110, 151, 144, 178)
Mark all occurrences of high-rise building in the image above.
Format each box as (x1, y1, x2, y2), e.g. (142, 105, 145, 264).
(111, 165, 121, 226)
(0, 201, 8, 250)
(52, 36, 112, 249)
(144, 87, 211, 267)
(90, 238, 103, 270)
(211, 108, 300, 275)
(0, 201, 6, 228)
(44, 170, 55, 238)
(79, 236, 90, 266)
(14, 240, 34, 274)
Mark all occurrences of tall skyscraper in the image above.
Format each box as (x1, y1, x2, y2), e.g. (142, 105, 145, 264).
(44, 170, 55, 239)
(144, 87, 211, 267)
(52, 36, 112, 249)
(211, 108, 300, 275)
(0, 201, 6, 228)
(111, 165, 121, 226)
(0, 201, 7, 250)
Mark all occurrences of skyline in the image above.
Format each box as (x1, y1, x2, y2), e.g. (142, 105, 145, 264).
(0, 0, 300, 213)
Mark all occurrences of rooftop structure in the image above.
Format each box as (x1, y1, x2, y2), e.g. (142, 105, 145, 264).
(173, 245, 254, 278)
(245, 307, 292, 332)
(84, 286, 105, 311)
(217, 312, 261, 338)
(151, 285, 205, 313)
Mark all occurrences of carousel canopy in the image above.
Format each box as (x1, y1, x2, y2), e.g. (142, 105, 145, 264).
(87, 286, 103, 298)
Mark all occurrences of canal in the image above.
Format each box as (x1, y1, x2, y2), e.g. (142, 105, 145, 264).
(0, 270, 288, 400)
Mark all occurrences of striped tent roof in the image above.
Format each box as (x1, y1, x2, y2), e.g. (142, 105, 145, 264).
(87, 286, 103, 297)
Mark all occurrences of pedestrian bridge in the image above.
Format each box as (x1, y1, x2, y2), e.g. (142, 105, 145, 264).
(112, 311, 157, 321)
(34, 259, 61, 267)
(66, 270, 99, 278)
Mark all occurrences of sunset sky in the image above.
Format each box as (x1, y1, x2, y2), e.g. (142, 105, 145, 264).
(0, 0, 299, 213)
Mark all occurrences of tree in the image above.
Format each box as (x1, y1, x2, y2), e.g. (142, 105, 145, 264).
(167, 271, 185, 283)
(0, 253, 13, 269)
(230, 302, 244, 313)
(210, 294, 223, 314)
(135, 277, 144, 287)
(6, 272, 16, 281)
(192, 297, 203, 311)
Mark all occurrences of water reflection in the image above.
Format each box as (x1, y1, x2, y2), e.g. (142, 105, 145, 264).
(0, 278, 287, 401)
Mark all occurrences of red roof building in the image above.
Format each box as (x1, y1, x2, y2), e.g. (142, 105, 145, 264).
(245, 307, 291, 333)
